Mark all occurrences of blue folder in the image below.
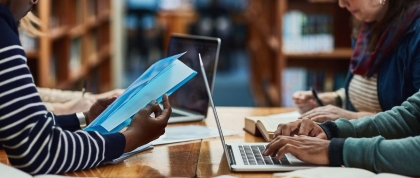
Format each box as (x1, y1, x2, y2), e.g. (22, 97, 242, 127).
(85, 52, 197, 134)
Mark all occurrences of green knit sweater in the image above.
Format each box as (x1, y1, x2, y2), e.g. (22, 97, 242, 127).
(322, 91, 420, 176)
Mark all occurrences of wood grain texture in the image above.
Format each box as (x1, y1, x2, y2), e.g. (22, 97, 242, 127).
(0, 107, 296, 177)
(63, 141, 201, 177)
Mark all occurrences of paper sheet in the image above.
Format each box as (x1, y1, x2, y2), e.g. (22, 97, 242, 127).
(151, 125, 239, 145)
(104, 143, 154, 164)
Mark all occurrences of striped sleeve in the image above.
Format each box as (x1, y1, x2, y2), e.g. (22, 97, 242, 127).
(0, 35, 125, 174)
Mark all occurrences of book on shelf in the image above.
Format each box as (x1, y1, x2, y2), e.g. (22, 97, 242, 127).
(244, 111, 300, 141)
(282, 67, 307, 107)
(70, 38, 82, 74)
(283, 10, 334, 54)
(273, 167, 409, 178)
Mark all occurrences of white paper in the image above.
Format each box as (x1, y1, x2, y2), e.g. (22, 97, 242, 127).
(151, 125, 238, 145)
(273, 167, 409, 178)
(104, 143, 153, 164)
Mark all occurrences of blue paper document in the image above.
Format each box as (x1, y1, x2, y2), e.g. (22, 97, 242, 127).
(85, 52, 197, 134)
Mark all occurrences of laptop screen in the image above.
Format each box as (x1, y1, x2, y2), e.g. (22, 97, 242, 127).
(167, 34, 220, 116)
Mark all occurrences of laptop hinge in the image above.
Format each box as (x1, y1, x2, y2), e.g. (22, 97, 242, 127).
(227, 145, 236, 165)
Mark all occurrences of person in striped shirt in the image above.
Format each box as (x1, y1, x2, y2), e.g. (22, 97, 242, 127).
(292, 0, 420, 122)
(0, 0, 172, 175)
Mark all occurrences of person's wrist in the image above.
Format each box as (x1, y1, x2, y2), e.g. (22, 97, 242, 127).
(76, 112, 87, 127)
(122, 129, 148, 152)
(318, 92, 336, 105)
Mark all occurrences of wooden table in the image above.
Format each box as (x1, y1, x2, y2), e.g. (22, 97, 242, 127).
(0, 107, 295, 177)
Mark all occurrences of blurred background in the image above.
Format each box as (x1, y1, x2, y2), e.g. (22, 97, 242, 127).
(124, 0, 254, 107)
(24, 0, 352, 107)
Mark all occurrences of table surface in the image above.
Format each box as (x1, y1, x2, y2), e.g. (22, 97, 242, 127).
(0, 107, 295, 177)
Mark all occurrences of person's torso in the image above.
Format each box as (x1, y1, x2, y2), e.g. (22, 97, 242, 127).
(345, 18, 420, 112)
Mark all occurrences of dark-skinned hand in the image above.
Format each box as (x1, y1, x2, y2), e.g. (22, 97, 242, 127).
(83, 96, 118, 125)
(262, 135, 330, 165)
(122, 94, 172, 152)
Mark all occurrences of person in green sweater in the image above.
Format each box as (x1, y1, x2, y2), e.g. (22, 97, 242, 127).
(262, 90, 420, 176)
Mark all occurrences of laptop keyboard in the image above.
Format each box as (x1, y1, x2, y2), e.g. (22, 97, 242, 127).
(239, 145, 290, 165)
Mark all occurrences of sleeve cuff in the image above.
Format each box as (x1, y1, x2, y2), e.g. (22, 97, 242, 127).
(320, 121, 339, 140)
(335, 88, 346, 109)
(329, 138, 346, 167)
(103, 132, 126, 161)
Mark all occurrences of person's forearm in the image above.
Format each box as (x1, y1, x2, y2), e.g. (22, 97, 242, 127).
(334, 91, 420, 139)
(343, 136, 420, 176)
(318, 92, 338, 106)
(122, 130, 150, 152)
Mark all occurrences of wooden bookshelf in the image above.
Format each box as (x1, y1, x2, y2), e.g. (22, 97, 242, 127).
(286, 48, 352, 60)
(25, 0, 113, 93)
(246, 0, 352, 106)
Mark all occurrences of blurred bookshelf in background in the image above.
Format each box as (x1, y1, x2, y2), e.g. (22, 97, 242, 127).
(280, 8, 349, 107)
(124, 0, 254, 106)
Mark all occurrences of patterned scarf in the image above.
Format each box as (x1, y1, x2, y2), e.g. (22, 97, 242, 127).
(350, 4, 420, 77)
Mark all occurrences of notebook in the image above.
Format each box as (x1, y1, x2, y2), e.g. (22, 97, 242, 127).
(199, 54, 316, 172)
(166, 34, 221, 123)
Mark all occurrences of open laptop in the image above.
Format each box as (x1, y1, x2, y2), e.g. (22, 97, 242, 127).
(166, 34, 221, 124)
(198, 54, 315, 172)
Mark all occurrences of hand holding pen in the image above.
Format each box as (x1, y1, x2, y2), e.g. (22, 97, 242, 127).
(310, 87, 324, 107)
(293, 89, 324, 114)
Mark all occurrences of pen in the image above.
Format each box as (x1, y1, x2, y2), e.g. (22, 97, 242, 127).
(311, 87, 324, 106)
(82, 79, 87, 97)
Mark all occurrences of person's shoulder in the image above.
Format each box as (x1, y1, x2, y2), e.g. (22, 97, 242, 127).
(0, 18, 20, 47)
(0, 16, 17, 35)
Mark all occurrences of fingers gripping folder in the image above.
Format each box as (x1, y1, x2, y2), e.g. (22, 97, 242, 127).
(85, 52, 197, 134)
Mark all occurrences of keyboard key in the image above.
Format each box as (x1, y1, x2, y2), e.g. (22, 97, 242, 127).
(271, 157, 281, 165)
(280, 157, 290, 165)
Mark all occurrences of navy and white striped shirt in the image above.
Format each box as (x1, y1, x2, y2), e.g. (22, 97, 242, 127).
(0, 4, 125, 174)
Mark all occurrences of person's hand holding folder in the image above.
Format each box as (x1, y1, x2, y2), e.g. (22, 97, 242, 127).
(78, 94, 171, 153)
(84, 52, 196, 134)
(83, 96, 118, 125)
(123, 94, 171, 152)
